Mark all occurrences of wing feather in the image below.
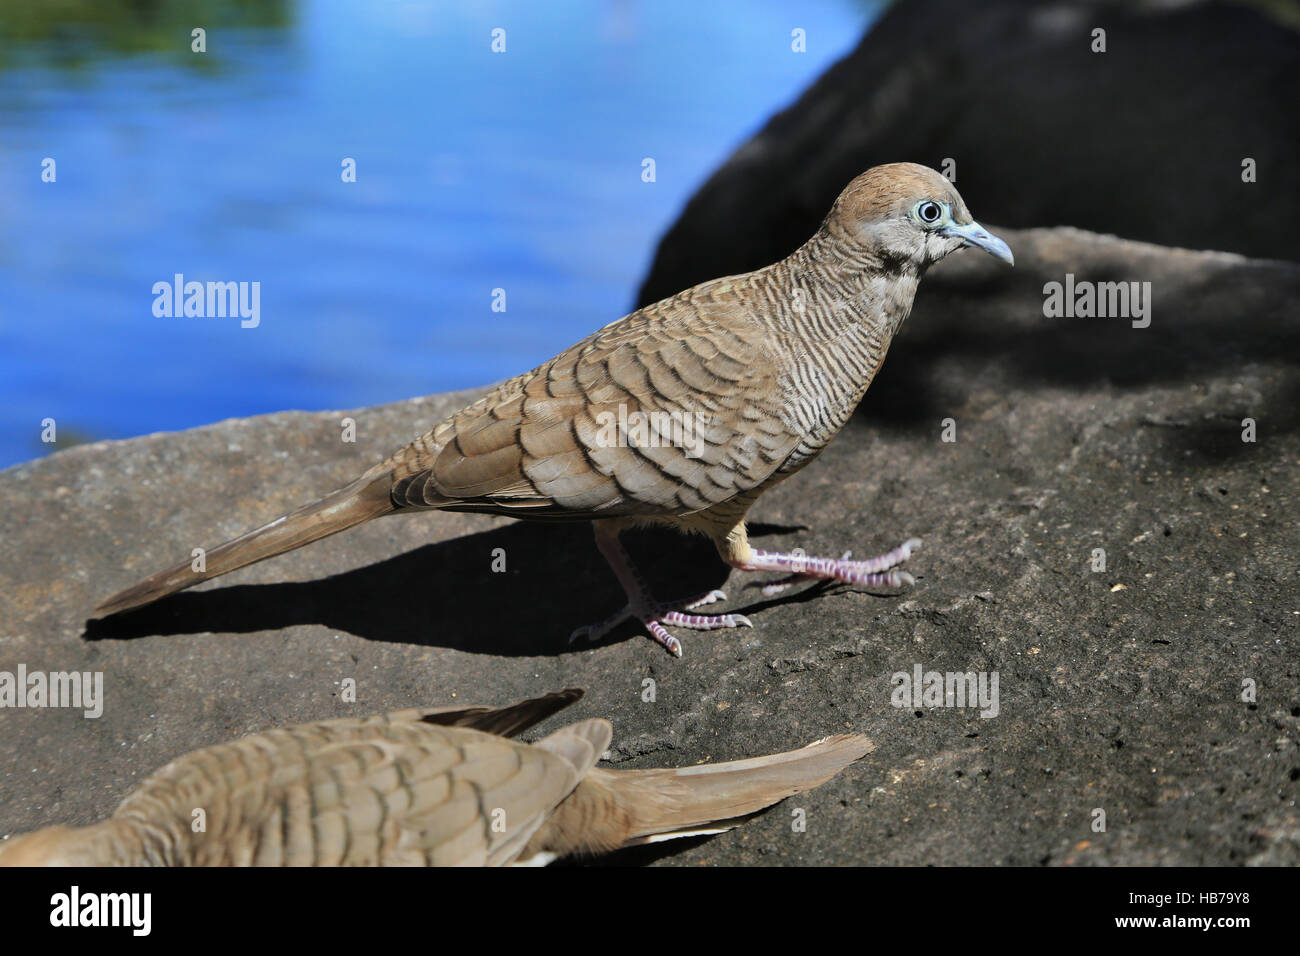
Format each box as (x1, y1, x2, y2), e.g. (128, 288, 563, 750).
(388, 284, 800, 518)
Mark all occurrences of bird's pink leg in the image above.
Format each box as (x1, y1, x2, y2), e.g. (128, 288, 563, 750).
(738, 538, 922, 595)
(570, 526, 752, 657)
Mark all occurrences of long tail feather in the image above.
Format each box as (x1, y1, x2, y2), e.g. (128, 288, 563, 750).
(616, 733, 874, 845)
(91, 471, 395, 617)
(536, 733, 873, 857)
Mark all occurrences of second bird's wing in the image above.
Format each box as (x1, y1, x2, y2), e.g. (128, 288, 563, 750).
(115, 717, 593, 866)
(388, 687, 583, 737)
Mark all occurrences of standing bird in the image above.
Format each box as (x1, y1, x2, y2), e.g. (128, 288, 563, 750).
(92, 163, 1012, 655)
(0, 689, 873, 866)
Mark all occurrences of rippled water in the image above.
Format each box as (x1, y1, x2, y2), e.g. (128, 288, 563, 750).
(0, 0, 877, 468)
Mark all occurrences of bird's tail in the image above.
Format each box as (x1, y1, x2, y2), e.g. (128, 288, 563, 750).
(561, 734, 873, 854)
(91, 470, 396, 618)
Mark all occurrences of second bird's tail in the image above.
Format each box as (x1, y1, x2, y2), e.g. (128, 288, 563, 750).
(91, 470, 396, 618)
(545, 733, 874, 858)
(611, 733, 875, 845)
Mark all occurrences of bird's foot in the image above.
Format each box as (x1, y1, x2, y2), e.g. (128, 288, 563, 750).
(746, 538, 921, 595)
(570, 589, 752, 658)
(756, 549, 852, 595)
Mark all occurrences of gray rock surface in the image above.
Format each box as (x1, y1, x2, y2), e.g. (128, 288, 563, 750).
(2, 227, 1298, 865)
(638, 0, 1300, 306)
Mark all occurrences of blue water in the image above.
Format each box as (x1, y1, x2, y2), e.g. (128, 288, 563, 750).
(0, 0, 877, 469)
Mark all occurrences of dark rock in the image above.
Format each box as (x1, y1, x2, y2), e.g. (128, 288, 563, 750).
(1, 228, 1298, 865)
(637, 0, 1300, 306)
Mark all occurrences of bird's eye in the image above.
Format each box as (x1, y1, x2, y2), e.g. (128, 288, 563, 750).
(915, 201, 943, 225)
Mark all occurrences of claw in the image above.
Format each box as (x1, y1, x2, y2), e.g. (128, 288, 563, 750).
(643, 619, 683, 657)
(684, 589, 728, 610)
(569, 589, 749, 658)
(569, 605, 633, 645)
(569, 623, 600, 645)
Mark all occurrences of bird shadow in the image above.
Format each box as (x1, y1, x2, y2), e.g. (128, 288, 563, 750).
(83, 522, 815, 656)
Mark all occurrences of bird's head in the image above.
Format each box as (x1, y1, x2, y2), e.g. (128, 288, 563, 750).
(0, 822, 132, 866)
(0, 826, 91, 865)
(828, 162, 1013, 270)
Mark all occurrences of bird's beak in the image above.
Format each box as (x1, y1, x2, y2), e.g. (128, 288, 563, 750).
(942, 220, 1014, 266)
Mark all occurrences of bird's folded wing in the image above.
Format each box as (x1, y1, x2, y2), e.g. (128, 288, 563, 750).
(386, 729, 583, 867)
(390, 294, 800, 517)
(115, 721, 586, 866)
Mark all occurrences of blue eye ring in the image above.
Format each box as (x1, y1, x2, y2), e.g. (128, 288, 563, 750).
(915, 200, 944, 225)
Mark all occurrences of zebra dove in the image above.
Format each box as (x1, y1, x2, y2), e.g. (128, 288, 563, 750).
(0, 689, 872, 866)
(91, 162, 1012, 655)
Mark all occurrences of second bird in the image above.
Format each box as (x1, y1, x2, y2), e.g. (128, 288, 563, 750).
(92, 162, 1014, 655)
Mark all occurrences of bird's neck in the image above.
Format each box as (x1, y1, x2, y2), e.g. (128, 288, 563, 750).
(753, 230, 923, 461)
(775, 230, 921, 340)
